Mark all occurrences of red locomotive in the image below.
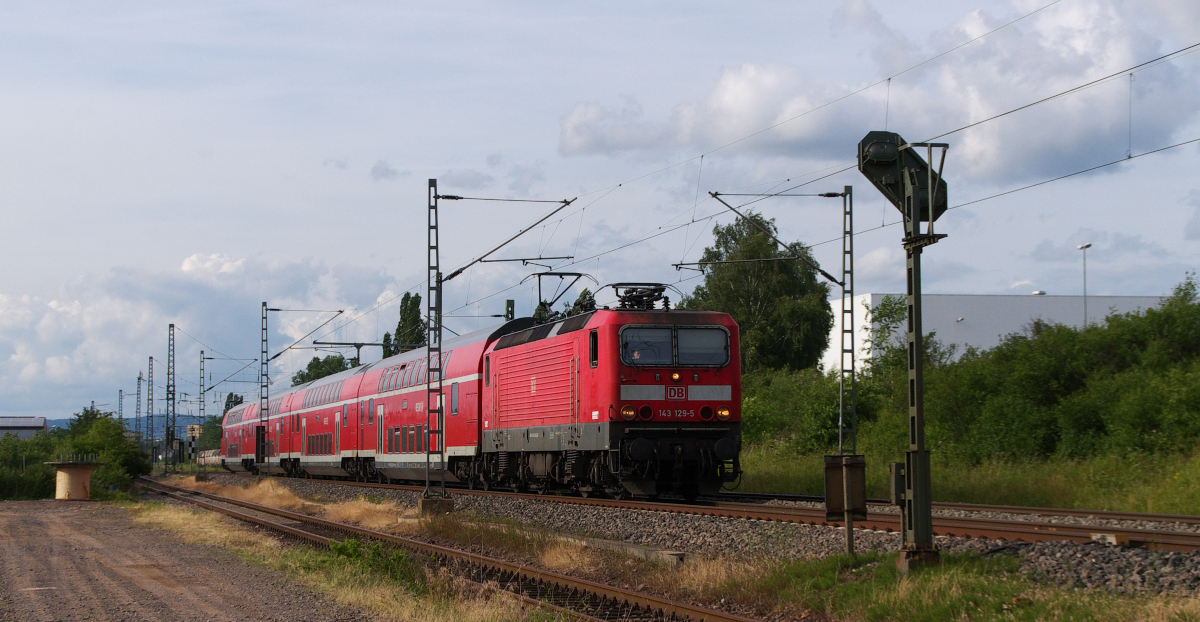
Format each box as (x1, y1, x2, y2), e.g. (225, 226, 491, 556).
(221, 284, 742, 498)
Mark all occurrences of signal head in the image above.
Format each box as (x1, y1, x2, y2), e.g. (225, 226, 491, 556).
(858, 131, 948, 222)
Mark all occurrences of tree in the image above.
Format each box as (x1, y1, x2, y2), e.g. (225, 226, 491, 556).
(680, 212, 833, 370)
(381, 333, 394, 358)
(388, 293, 427, 356)
(565, 288, 596, 317)
(197, 415, 223, 451)
(223, 393, 244, 414)
(291, 355, 351, 386)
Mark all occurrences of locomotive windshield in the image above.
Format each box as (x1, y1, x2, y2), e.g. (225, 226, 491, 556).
(677, 328, 729, 365)
(620, 325, 730, 367)
(620, 327, 673, 365)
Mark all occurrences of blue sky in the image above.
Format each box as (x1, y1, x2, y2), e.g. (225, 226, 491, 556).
(1, 0, 1198, 418)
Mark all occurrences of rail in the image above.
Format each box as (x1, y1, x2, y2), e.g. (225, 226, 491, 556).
(138, 478, 759, 622)
(216, 474, 1200, 551)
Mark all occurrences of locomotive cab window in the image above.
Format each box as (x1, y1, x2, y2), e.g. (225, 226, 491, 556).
(620, 325, 730, 367)
(589, 330, 598, 368)
(677, 328, 729, 366)
(620, 327, 673, 366)
(484, 356, 490, 386)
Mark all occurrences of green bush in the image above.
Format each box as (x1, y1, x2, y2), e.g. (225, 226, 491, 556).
(0, 406, 150, 500)
(741, 275, 1200, 467)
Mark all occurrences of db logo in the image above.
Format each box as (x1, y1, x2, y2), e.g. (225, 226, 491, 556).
(666, 386, 686, 400)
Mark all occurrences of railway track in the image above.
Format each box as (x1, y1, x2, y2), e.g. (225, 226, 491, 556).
(139, 478, 757, 622)
(213, 473, 1200, 551)
(720, 490, 1200, 526)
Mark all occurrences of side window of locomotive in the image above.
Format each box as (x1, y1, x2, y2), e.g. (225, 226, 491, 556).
(451, 382, 459, 415)
(620, 327, 673, 366)
(484, 356, 490, 386)
(677, 327, 730, 366)
(589, 330, 598, 368)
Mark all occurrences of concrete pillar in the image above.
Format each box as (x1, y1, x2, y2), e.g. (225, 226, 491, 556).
(44, 462, 101, 500)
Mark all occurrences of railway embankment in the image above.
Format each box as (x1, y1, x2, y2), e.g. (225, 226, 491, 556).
(184, 473, 1200, 597)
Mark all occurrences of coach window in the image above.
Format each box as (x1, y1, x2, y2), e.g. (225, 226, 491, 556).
(677, 327, 730, 366)
(451, 383, 459, 416)
(589, 330, 598, 368)
(368, 399, 374, 424)
(342, 405, 347, 427)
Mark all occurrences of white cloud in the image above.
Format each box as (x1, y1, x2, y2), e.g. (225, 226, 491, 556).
(181, 253, 244, 274)
(558, 0, 1200, 186)
(370, 160, 406, 181)
(441, 168, 494, 190)
(1185, 190, 1200, 240)
(0, 255, 407, 417)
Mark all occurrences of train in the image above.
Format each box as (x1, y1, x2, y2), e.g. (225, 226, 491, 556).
(219, 285, 742, 498)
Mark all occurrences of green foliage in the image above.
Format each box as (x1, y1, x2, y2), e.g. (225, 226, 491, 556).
(741, 368, 842, 450)
(533, 288, 597, 323)
(197, 414, 223, 451)
(564, 288, 596, 317)
(0, 406, 150, 500)
(738, 276, 1200, 506)
(329, 538, 425, 594)
(680, 212, 832, 370)
(291, 355, 351, 387)
(383, 293, 427, 357)
(223, 393, 244, 414)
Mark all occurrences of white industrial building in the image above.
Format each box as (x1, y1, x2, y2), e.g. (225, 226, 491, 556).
(821, 293, 1165, 372)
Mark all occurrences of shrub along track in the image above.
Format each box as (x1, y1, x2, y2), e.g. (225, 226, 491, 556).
(138, 478, 756, 622)
(217, 472, 1200, 552)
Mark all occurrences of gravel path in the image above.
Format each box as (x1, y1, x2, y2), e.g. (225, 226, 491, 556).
(195, 474, 1200, 596)
(0, 499, 369, 622)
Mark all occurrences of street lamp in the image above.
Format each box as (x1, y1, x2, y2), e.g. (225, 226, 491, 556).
(1077, 243, 1092, 327)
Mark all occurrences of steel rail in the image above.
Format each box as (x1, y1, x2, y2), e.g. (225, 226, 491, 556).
(719, 491, 1200, 526)
(140, 478, 757, 622)
(218, 474, 1200, 551)
(140, 482, 594, 621)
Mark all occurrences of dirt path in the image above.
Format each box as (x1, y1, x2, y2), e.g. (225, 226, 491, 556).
(0, 500, 369, 622)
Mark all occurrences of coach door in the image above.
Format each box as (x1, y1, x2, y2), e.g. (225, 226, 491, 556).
(302, 417, 307, 456)
(336, 406, 342, 454)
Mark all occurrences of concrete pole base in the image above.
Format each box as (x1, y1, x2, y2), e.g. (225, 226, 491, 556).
(44, 463, 101, 500)
(417, 498, 454, 517)
(897, 548, 940, 574)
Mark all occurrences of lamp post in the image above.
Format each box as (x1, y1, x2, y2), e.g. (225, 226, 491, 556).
(1077, 243, 1092, 327)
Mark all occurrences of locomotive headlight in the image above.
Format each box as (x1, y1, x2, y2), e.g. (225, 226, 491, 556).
(621, 405, 636, 420)
(716, 406, 731, 421)
(670, 372, 681, 382)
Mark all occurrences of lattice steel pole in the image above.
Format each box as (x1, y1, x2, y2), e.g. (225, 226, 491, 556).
(259, 302, 269, 466)
(135, 372, 143, 451)
(425, 179, 446, 499)
(147, 357, 155, 466)
(839, 185, 859, 557)
(167, 324, 176, 469)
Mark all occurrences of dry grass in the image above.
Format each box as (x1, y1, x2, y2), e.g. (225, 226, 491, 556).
(127, 501, 563, 622)
(323, 497, 416, 532)
(538, 542, 601, 575)
(128, 500, 281, 557)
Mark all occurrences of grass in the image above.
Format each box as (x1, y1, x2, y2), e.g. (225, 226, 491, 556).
(738, 443, 1200, 514)
(715, 551, 1200, 622)
(147, 475, 1200, 621)
(125, 500, 568, 621)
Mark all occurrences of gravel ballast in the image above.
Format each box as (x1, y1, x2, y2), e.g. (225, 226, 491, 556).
(191, 473, 1200, 596)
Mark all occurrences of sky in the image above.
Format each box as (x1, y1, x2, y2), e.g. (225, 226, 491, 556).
(1, 0, 1198, 420)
